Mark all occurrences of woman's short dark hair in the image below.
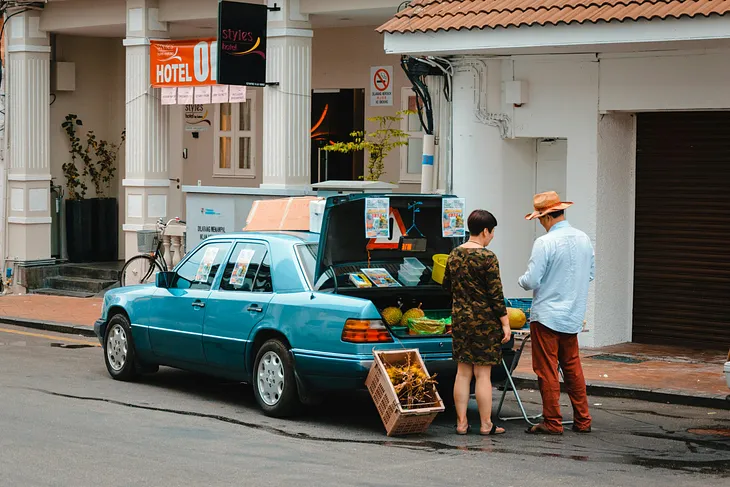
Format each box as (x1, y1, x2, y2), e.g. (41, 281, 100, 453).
(467, 209, 498, 236)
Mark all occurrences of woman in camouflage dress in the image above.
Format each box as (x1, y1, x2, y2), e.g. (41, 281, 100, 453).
(443, 210, 512, 435)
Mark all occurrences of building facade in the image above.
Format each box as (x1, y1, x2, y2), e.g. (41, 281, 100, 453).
(1, 0, 437, 275)
(380, 0, 730, 349)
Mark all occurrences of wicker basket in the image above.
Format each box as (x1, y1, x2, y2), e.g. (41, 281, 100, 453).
(365, 349, 445, 437)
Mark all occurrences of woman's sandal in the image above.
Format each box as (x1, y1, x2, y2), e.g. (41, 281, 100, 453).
(480, 423, 506, 436)
(525, 423, 563, 435)
(455, 425, 472, 435)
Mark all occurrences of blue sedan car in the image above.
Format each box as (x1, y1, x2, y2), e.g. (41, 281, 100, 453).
(95, 194, 460, 417)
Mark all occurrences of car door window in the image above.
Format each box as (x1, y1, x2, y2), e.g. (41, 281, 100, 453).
(252, 252, 273, 293)
(220, 242, 267, 292)
(174, 242, 231, 290)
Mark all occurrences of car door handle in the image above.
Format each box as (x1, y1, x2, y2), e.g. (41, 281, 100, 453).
(247, 304, 263, 313)
(192, 301, 205, 309)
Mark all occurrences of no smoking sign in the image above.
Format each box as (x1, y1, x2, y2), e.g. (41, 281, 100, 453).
(370, 65, 393, 106)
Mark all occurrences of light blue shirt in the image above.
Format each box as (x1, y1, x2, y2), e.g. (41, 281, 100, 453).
(518, 221, 595, 334)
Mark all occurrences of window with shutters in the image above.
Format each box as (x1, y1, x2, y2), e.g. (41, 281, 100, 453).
(399, 87, 434, 183)
(214, 91, 256, 178)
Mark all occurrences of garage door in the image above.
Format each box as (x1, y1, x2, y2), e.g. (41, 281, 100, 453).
(633, 112, 730, 349)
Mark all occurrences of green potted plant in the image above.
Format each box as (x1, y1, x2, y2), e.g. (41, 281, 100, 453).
(61, 114, 125, 263)
(323, 111, 412, 181)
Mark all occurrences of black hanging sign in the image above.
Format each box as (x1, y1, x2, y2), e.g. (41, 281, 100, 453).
(217, 1, 268, 87)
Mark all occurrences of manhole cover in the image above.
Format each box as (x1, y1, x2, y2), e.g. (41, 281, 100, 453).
(589, 354, 647, 364)
(688, 428, 730, 438)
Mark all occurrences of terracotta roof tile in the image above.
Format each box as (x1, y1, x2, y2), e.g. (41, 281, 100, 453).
(378, 0, 730, 33)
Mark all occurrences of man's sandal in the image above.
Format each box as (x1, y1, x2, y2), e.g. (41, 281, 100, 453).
(525, 423, 563, 435)
(480, 423, 506, 436)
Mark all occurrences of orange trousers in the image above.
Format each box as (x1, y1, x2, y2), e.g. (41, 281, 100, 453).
(530, 321, 592, 432)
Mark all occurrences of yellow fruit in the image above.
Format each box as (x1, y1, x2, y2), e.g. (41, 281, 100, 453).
(507, 307, 527, 330)
(381, 307, 403, 326)
(401, 304, 425, 326)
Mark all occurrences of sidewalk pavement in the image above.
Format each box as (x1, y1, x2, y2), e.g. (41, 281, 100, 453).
(1, 293, 728, 408)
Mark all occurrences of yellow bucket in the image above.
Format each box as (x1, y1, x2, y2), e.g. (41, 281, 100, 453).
(432, 254, 449, 284)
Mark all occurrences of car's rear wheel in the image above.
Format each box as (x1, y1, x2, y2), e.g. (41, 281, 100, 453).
(253, 339, 300, 417)
(103, 314, 139, 381)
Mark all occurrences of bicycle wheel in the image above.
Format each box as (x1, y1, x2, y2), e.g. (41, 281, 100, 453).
(120, 255, 163, 287)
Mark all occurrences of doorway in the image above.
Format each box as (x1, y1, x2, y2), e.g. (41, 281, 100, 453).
(534, 138, 567, 239)
(311, 89, 365, 183)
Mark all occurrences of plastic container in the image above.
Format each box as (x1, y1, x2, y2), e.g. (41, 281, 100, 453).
(431, 254, 449, 284)
(403, 257, 426, 273)
(365, 349, 445, 436)
(398, 266, 421, 281)
(398, 272, 420, 287)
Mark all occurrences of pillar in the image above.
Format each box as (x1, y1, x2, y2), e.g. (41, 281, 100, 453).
(122, 0, 170, 259)
(5, 10, 52, 262)
(261, 0, 312, 189)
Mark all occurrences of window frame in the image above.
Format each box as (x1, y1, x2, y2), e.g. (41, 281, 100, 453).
(213, 90, 257, 179)
(173, 240, 233, 291)
(399, 87, 432, 184)
(217, 240, 275, 294)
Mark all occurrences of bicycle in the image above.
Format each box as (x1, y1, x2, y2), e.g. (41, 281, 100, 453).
(119, 217, 186, 287)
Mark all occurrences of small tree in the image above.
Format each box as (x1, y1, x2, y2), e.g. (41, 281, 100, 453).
(323, 110, 412, 181)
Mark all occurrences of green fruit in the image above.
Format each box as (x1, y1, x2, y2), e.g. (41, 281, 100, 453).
(401, 305, 425, 326)
(381, 307, 403, 326)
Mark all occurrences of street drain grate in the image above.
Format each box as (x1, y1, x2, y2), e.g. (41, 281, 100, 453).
(589, 354, 648, 364)
(688, 428, 730, 438)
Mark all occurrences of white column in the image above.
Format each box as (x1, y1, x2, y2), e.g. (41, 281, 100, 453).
(122, 0, 171, 259)
(5, 10, 52, 262)
(261, 0, 312, 189)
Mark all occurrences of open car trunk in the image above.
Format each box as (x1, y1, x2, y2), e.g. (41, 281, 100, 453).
(314, 194, 461, 339)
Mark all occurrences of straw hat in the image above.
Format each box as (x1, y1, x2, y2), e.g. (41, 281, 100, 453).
(525, 191, 573, 220)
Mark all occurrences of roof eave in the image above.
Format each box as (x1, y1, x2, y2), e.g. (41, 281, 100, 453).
(383, 16, 730, 56)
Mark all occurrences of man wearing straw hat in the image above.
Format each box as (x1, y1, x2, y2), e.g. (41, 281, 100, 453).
(518, 191, 594, 435)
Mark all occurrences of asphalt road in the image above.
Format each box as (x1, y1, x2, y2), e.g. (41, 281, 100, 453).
(1, 324, 729, 487)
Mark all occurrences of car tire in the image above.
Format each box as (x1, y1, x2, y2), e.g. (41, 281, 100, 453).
(253, 339, 300, 417)
(103, 314, 139, 381)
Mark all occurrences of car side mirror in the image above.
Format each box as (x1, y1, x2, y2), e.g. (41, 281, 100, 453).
(155, 271, 176, 289)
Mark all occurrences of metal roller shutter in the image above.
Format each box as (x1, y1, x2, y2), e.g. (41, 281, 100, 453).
(633, 112, 730, 349)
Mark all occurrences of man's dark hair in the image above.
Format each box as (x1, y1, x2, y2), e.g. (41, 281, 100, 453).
(467, 209, 498, 236)
(546, 209, 565, 219)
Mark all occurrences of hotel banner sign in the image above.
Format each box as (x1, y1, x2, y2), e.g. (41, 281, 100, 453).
(216, 1, 268, 87)
(151, 38, 218, 88)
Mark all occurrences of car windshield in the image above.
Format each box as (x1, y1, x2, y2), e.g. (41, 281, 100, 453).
(295, 243, 318, 287)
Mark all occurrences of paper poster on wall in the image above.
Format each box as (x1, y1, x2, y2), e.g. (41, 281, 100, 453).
(442, 198, 466, 238)
(194, 86, 212, 104)
(212, 85, 230, 104)
(177, 86, 194, 105)
(195, 246, 220, 283)
(161, 87, 177, 105)
(229, 85, 247, 103)
(184, 104, 211, 132)
(365, 197, 390, 239)
(370, 66, 393, 106)
(229, 248, 256, 288)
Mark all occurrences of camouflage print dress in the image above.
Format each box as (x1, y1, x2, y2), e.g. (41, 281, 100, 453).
(442, 247, 508, 366)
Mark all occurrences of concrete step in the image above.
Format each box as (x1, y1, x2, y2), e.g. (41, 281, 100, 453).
(45, 276, 117, 294)
(30, 288, 96, 298)
(59, 265, 121, 282)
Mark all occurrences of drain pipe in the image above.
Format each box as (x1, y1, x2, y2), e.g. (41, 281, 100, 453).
(420, 134, 435, 194)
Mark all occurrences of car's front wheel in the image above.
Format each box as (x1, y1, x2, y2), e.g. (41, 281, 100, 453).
(253, 339, 300, 417)
(103, 314, 139, 381)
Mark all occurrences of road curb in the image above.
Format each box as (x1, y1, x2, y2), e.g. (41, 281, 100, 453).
(512, 376, 730, 411)
(0, 316, 97, 338)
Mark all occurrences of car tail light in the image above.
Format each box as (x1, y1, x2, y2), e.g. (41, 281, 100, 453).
(341, 319, 393, 343)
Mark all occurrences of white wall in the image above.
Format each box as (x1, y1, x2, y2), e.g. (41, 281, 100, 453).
(599, 50, 730, 112)
(595, 113, 635, 346)
(452, 68, 535, 298)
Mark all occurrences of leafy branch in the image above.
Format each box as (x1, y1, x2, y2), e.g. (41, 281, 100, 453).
(323, 111, 412, 181)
